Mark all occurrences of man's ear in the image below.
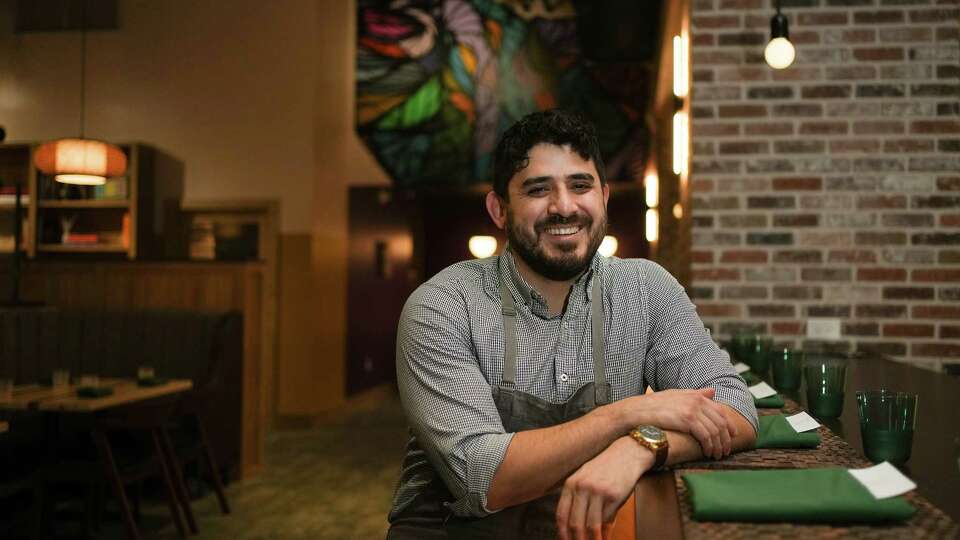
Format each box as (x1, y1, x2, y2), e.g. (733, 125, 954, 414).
(602, 182, 610, 208)
(485, 191, 507, 230)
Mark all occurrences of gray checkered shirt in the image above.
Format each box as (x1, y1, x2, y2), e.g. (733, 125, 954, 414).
(390, 249, 758, 519)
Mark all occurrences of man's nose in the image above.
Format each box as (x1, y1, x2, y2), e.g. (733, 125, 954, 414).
(548, 186, 577, 217)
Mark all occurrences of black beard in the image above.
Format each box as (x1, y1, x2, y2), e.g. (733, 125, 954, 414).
(505, 211, 607, 281)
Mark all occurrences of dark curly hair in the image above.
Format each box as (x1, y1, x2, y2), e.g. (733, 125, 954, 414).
(492, 109, 606, 200)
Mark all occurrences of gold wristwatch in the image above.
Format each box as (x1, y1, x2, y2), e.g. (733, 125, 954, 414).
(629, 425, 669, 470)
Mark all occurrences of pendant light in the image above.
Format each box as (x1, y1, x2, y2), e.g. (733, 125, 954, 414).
(33, 1, 127, 185)
(764, 0, 795, 70)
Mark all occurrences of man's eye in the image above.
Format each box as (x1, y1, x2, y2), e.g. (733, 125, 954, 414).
(572, 183, 591, 191)
(527, 186, 547, 195)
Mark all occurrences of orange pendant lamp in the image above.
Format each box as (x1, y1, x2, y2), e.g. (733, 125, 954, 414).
(33, 5, 126, 185)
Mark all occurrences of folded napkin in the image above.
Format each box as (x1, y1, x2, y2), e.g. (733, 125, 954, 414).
(741, 372, 762, 386)
(76, 386, 114, 398)
(682, 468, 915, 523)
(753, 414, 820, 449)
(754, 394, 785, 408)
(137, 377, 169, 387)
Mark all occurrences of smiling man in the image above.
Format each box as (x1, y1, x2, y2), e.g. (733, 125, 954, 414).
(387, 110, 757, 540)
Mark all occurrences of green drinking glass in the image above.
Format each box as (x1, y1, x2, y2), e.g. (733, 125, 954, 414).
(803, 357, 847, 419)
(856, 390, 918, 465)
(772, 348, 803, 391)
(749, 337, 774, 378)
(729, 331, 757, 366)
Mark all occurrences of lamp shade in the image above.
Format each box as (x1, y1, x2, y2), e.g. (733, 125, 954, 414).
(34, 138, 127, 185)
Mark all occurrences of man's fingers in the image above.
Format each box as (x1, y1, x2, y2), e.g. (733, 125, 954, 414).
(702, 404, 732, 456)
(556, 486, 574, 540)
(691, 420, 714, 457)
(698, 387, 716, 399)
(586, 494, 604, 540)
(569, 488, 589, 540)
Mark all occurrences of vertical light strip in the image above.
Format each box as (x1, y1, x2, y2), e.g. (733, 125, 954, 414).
(673, 33, 689, 98)
(645, 209, 659, 243)
(673, 111, 689, 176)
(644, 172, 659, 208)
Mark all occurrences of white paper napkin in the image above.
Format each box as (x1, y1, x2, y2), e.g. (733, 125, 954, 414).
(785, 411, 820, 433)
(848, 462, 917, 499)
(749, 381, 777, 399)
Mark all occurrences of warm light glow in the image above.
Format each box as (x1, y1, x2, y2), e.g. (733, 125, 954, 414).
(673, 203, 684, 219)
(644, 173, 659, 208)
(34, 138, 127, 185)
(672, 111, 689, 177)
(764, 37, 796, 70)
(468, 235, 498, 258)
(645, 209, 659, 243)
(598, 235, 618, 258)
(673, 33, 689, 98)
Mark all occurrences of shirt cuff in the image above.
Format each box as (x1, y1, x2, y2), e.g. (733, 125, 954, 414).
(713, 384, 760, 434)
(446, 432, 515, 518)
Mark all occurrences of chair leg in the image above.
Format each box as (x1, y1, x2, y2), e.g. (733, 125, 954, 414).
(92, 429, 142, 540)
(159, 426, 199, 534)
(196, 417, 231, 514)
(152, 429, 188, 538)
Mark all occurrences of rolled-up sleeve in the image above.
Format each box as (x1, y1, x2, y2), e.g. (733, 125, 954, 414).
(396, 283, 514, 517)
(640, 261, 759, 432)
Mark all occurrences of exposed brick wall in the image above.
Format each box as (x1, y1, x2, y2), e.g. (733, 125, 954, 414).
(689, 0, 960, 369)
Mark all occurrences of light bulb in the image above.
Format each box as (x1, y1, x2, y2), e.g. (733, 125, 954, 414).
(468, 236, 497, 258)
(764, 37, 795, 69)
(598, 236, 618, 258)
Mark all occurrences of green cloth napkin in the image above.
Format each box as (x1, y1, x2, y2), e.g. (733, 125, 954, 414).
(76, 386, 114, 398)
(682, 468, 915, 523)
(754, 394, 785, 408)
(754, 414, 820, 449)
(740, 371, 762, 386)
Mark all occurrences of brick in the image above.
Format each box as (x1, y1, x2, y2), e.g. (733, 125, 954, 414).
(719, 286, 768, 299)
(696, 123, 741, 137)
(827, 103, 881, 117)
(770, 66, 823, 82)
(744, 268, 797, 282)
(773, 285, 823, 300)
(693, 231, 742, 245)
(807, 305, 851, 318)
(691, 250, 714, 264)
(791, 31, 821, 46)
(800, 194, 854, 210)
(772, 104, 824, 118)
(909, 45, 960, 63)
(745, 159, 796, 174)
(879, 175, 935, 193)
(693, 141, 716, 155)
(824, 213, 876, 227)
(715, 67, 768, 82)
(749, 305, 796, 318)
(856, 304, 906, 318)
(882, 103, 937, 118)
(911, 120, 960, 134)
(799, 122, 848, 135)
(881, 64, 933, 79)
(693, 160, 742, 174)
(883, 287, 935, 300)
(826, 66, 877, 80)
(799, 231, 853, 247)
(692, 215, 715, 228)
(693, 268, 741, 281)
(858, 342, 906, 357)
(912, 84, 959, 97)
(773, 250, 822, 263)
(747, 196, 795, 209)
(854, 11, 905, 24)
(858, 267, 907, 282)
(718, 32, 766, 46)
(854, 48, 905, 61)
(912, 343, 960, 358)
(854, 158, 905, 173)
(829, 250, 877, 264)
(912, 233, 960, 245)
(718, 104, 767, 118)
(853, 121, 905, 135)
(909, 8, 960, 23)
(720, 250, 769, 264)
(718, 141, 769, 154)
(881, 249, 936, 265)
(771, 321, 804, 336)
(856, 231, 907, 245)
(913, 305, 960, 319)
(774, 214, 820, 227)
(938, 65, 960, 79)
(697, 86, 742, 101)
(690, 287, 714, 301)
(823, 285, 882, 303)
(858, 195, 907, 209)
(719, 0, 763, 8)
(844, 323, 880, 337)
(717, 178, 769, 192)
(940, 288, 960, 302)
(909, 157, 960, 172)
(942, 326, 960, 339)
(746, 86, 794, 100)
(774, 141, 826, 154)
(940, 140, 960, 153)
(693, 196, 739, 210)
(942, 215, 960, 227)
(831, 140, 882, 153)
(879, 27, 933, 42)
(801, 85, 852, 99)
(798, 12, 849, 25)
(693, 34, 716, 47)
(822, 28, 875, 44)
(693, 15, 741, 29)
(913, 269, 960, 282)
(693, 50, 742, 65)
(719, 214, 768, 228)
(825, 177, 878, 191)
(744, 122, 794, 136)
(881, 214, 935, 227)
(938, 27, 960, 41)
(697, 304, 742, 318)
(941, 251, 960, 264)
(747, 232, 792, 245)
(802, 268, 852, 281)
(913, 195, 960, 209)
(856, 84, 906, 98)
(883, 139, 935, 153)
(884, 324, 935, 338)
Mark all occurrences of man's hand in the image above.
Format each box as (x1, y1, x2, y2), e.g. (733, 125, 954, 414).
(555, 436, 654, 540)
(636, 387, 735, 459)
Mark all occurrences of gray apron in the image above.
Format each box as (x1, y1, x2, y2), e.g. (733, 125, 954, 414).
(388, 274, 609, 540)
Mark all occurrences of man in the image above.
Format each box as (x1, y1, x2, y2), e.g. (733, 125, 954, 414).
(388, 109, 757, 540)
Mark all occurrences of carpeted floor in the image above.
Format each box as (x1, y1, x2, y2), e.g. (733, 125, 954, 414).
(91, 388, 410, 540)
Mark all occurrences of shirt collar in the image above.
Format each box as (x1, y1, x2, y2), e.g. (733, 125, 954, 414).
(497, 245, 604, 307)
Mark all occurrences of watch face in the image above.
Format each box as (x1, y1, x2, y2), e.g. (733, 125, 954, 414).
(639, 425, 665, 442)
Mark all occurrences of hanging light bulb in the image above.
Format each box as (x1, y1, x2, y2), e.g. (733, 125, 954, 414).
(764, 2, 795, 70)
(598, 236, 618, 258)
(468, 236, 498, 258)
(33, 3, 126, 185)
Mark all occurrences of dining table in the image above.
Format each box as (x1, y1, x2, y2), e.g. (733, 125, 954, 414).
(608, 352, 960, 539)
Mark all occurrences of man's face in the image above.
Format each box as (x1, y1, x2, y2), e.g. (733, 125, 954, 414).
(488, 143, 609, 281)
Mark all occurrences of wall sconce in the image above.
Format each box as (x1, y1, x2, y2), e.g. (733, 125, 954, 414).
(672, 111, 689, 177)
(598, 235, 618, 258)
(644, 172, 659, 209)
(468, 235, 497, 258)
(764, 1, 795, 70)
(645, 210, 659, 243)
(673, 32, 689, 99)
(673, 203, 684, 219)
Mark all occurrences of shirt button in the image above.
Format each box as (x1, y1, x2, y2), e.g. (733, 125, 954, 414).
(560, 373, 569, 382)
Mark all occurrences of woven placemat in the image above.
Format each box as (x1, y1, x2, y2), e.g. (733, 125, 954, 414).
(672, 397, 959, 538)
(676, 470, 959, 539)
